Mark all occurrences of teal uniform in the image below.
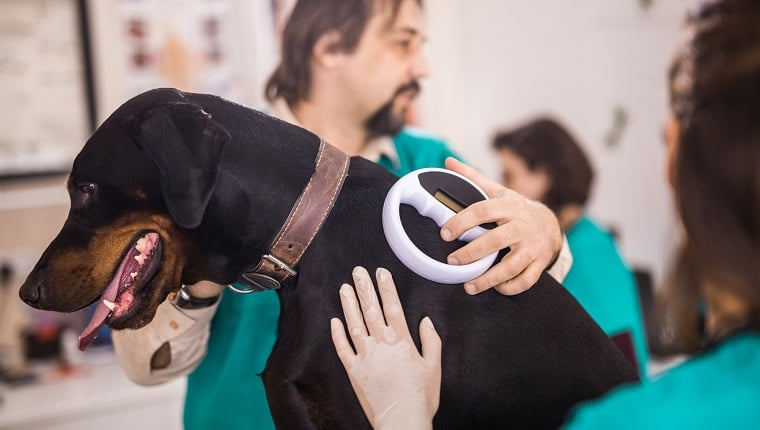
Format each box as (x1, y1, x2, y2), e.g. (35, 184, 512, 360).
(184, 128, 460, 429)
(563, 216, 650, 378)
(565, 332, 760, 429)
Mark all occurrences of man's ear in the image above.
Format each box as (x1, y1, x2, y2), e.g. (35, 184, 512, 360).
(313, 30, 344, 68)
(129, 102, 230, 229)
(664, 115, 681, 190)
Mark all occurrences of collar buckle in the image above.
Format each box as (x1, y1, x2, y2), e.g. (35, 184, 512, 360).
(261, 254, 297, 277)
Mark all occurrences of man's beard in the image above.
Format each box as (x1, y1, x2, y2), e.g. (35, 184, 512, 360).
(365, 81, 420, 139)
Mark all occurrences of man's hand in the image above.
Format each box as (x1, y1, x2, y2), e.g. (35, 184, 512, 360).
(441, 158, 563, 296)
(331, 267, 441, 430)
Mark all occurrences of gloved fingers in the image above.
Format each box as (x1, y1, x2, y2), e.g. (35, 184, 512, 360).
(330, 317, 357, 368)
(339, 282, 369, 355)
(375, 267, 412, 343)
(419, 316, 442, 366)
(352, 266, 387, 339)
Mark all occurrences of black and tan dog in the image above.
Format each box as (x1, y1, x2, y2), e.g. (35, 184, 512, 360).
(20, 88, 636, 429)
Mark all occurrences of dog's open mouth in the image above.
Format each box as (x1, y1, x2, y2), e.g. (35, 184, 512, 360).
(78, 232, 162, 350)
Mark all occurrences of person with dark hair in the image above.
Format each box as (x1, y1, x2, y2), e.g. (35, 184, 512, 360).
(331, 0, 760, 427)
(493, 118, 593, 220)
(492, 117, 650, 377)
(111, 1, 570, 429)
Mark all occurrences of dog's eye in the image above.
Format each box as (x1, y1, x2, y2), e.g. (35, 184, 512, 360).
(72, 183, 97, 209)
(79, 183, 97, 194)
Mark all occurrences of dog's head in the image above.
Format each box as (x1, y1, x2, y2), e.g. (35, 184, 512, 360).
(19, 89, 231, 349)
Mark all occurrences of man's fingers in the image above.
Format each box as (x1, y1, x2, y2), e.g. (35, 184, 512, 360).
(462, 250, 531, 295)
(444, 157, 503, 196)
(440, 199, 501, 242)
(339, 283, 369, 354)
(419, 317, 442, 366)
(376, 268, 412, 342)
(330, 318, 357, 368)
(352, 266, 386, 337)
(493, 262, 544, 296)
(447, 223, 514, 265)
(440, 190, 524, 243)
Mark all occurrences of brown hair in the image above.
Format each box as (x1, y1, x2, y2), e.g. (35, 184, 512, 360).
(492, 117, 594, 214)
(265, 0, 419, 105)
(662, 0, 760, 351)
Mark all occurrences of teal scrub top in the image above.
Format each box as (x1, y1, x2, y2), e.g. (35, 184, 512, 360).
(184, 128, 460, 430)
(564, 332, 760, 429)
(563, 216, 650, 378)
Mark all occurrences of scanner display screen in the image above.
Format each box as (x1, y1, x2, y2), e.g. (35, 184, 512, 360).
(434, 189, 466, 213)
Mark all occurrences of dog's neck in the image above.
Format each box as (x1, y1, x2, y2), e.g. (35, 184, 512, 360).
(181, 108, 348, 287)
(235, 140, 350, 291)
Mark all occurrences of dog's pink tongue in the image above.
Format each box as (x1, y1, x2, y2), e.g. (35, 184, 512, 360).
(78, 250, 132, 351)
(78, 301, 111, 351)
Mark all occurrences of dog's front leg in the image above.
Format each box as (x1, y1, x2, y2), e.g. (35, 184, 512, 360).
(263, 347, 372, 430)
(263, 376, 321, 430)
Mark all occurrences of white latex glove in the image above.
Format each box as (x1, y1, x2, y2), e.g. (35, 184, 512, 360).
(441, 158, 563, 296)
(331, 266, 442, 430)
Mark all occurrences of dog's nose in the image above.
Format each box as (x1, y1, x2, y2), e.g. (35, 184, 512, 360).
(19, 278, 42, 309)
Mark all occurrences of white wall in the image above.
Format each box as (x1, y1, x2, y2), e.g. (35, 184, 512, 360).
(3, 0, 694, 286)
(423, 0, 695, 282)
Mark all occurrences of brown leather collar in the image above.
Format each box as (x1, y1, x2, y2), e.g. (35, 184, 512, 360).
(232, 140, 350, 292)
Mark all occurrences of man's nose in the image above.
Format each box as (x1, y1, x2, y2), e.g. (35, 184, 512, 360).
(410, 52, 430, 80)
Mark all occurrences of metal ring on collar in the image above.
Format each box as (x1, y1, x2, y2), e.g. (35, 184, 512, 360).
(226, 283, 256, 294)
(226, 271, 282, 293)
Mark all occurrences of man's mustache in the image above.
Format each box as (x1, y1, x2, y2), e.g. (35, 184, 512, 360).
(395, 81, 421, 98)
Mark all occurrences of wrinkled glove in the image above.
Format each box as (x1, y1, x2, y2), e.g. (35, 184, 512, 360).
(331, 266, 442, 430)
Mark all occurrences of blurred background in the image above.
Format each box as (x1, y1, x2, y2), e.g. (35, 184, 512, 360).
(0, 0, 689, 428)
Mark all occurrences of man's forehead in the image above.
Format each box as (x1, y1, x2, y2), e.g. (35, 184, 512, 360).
(377, 0, 425, 36)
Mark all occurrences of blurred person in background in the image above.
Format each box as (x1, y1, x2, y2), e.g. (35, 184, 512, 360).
(492, 117, 649, 377)
(330, 0, 760, 427)
(112, 1, 568, 428)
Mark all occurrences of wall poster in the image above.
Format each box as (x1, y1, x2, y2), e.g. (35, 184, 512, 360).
(0, 0, 91, 178)
(88, 0, 280, 124)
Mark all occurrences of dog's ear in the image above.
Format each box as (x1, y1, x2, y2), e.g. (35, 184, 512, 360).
(129, 102, 230, 229)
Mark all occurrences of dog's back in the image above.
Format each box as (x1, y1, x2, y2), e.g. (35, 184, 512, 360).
(267, 156, 638, 429)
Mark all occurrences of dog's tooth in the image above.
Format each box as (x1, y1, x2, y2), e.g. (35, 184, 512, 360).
(103, 299, 116, 311)
(130, 271, 138, 279)
(135, 254, 147, 265)
(135, 237, 147, 253)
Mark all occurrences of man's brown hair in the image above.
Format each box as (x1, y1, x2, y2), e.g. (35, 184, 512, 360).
(265, 0, 421, 106)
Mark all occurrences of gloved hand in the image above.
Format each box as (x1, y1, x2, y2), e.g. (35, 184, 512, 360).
(441, 157, 565, 296)
(331, 266, 442, 430)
